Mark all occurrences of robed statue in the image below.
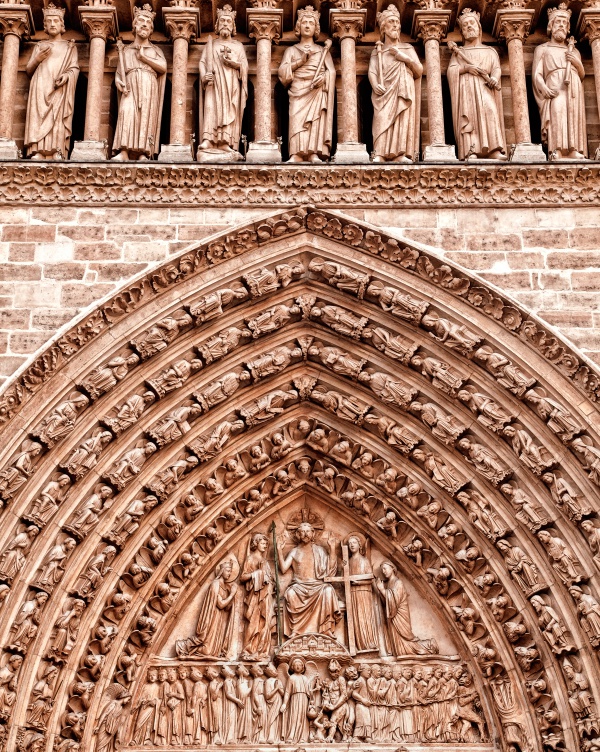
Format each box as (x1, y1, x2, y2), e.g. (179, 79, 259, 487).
(369, 5, 422, 163)
(447, 8, 506, 160)
(25, 4, 79, 160)
(198, 5, 248, 162)
(276, 521, 341, 637)
(278, 6, 335, 163)
(112, 5, 167, 161)
(532, 3, 587, 160)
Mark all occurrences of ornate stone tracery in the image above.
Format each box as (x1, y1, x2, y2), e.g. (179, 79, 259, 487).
(0, 210, 598, 752)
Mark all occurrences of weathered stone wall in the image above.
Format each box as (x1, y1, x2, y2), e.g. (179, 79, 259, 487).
(0, 202, 598, 385)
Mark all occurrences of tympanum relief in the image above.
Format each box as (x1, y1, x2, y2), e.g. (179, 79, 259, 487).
(133, 503, 488, 749)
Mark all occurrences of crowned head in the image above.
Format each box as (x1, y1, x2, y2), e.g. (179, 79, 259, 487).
(133, 3, 156, 36)
(43, 3, 66, 34)
(547, 2, 571, 38)
(457, 7, 481, 39)
(376, 5, 400, 40)
(216, 4, 236, 36)
(296, 5, 321, 40)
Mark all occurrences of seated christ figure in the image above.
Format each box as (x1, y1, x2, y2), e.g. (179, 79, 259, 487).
(277, 522, 341, 637)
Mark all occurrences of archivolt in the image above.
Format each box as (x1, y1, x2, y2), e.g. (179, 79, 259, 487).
(0, 208, 599, 752)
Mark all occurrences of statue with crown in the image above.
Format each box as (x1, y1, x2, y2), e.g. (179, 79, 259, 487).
(446, 8, 506, 161)
(112, 4, 167, 161)
(24, 4, 79, 160)
(197, 5, 248, 163)
(369, 5, 422, 163)
(278, 6, 335, 163)
(532, 3, 587, 160)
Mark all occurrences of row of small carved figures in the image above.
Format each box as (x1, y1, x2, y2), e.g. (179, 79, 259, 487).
(126, 661, 487, 747)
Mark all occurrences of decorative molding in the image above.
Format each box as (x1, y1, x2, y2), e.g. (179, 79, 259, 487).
(412, 9, 452, 42)
(162, 7, 199, 42)
(78, 5, 118, 41)
(330, 8, 367, 41)
(0, 5, 33, 40)
(493, 7, 535, 43)
(246, 7, 282, 43)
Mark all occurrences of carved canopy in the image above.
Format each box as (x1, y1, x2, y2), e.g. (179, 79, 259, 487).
(0, 208, 600, 752)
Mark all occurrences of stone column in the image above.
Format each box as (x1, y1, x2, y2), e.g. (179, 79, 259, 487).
(246, 7, 283, 163)
(159, 5, 199, 162)
(493, 7, 545, 162)
(578, 8, 600, 159)
(0, 4, 34, 160)
(71, 4, 118, 161)
(330, 8, 369, 163)
(412, 9, 456, 161)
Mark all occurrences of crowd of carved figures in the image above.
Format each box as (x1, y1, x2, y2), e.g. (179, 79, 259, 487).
(1, 213, 600, 752)
(0, 0, 598, 162)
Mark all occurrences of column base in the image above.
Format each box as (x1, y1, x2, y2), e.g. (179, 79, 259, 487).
(70, 140, 109, 161)
(510, 142, 547, 163)
(0, 139, 20, 160)
(158, 143, 195, 163)
(332, 142, 370, 164)
(422, 143, 458, 162)
(245, 141, 282, 164)
(196, 147, 243, 164)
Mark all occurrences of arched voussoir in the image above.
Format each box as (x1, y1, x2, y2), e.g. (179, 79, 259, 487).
(1, 209, 600, 752)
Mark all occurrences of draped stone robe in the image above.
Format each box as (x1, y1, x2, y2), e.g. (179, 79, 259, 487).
(532, 42, 587, 157)
(199, 38, 248, 150)
(278, 42, 336, 159)
(25, 40, 79, 157)
(447, 45, 506, 159)
(113, 43, 166, 157)
(368, 43, 421, 161)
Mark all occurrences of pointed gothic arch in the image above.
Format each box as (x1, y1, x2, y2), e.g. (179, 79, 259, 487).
(0, 208, 598, 752)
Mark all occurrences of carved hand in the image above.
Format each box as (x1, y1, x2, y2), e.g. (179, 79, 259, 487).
(374, 84, 386, 96)
(542, 84, 558, 99)
(37, 43, 52, 61)
(203, 72, 214, 86)
(54, 74, 68, 89)
(394, 50, 411, 65)
(311, 74, 325, 90)
(280, 704, 287, 713)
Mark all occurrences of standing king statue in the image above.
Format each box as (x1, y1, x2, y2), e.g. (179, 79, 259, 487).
(112, 4, 167, 161)
(369, 5, 422, 163)
(25, 4, 79, 160)
(198, 5, 248, 162)
(447, 8, 506, 160)
(278, 6, 335, 163)
(532, 3, 587, 160)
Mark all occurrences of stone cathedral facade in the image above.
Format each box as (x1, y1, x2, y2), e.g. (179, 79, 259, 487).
(1, 0, 600, 751)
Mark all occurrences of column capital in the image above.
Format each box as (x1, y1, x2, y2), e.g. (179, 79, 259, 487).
(493, 7, 534, 43)
(162, 6, 199, 41)
(330, 8, 366, 41)
(246, 7, 283, 43)
(578, 8, 600, 43)
(78, 5, 118, 41)
(0, 5, 33, 41)
(411, 9, 451, 42)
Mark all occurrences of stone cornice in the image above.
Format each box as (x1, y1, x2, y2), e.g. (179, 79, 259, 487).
(0, 163, 599, 208)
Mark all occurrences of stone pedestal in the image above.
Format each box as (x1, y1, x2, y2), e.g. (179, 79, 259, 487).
(159, 6, 199, 162)
(71, 5, 118, 161)
(246, 8, 282, 163)
(413, 9, 457, 162)
(578, 8, 600, 160)
(0, 5, 34, 160)
(331, 8, 370, 164)
(493, 7, 546, 163)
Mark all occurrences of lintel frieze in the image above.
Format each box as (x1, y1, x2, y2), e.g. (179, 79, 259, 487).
(0, 162, 598, 207)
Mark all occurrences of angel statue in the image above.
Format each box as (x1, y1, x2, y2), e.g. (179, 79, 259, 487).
(280, 657, 321, 743)
(176, 555, 238, 658)
(240, 533, 276, 660)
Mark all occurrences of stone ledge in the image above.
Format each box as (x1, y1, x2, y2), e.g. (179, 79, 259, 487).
(0, 162, 599, 207)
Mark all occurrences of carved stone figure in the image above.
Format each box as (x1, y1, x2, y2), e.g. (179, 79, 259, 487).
(457, 437, 510, 485)
(94, 685, 131, 752)
(247, 346, 302, 380)
(107, 495, 158, 547)
(376, 561, 436, 655)
(447, 8, 505, 160)
(102, 391, 154, 435)
(112, 5, 166, 160)
(474, 347, 535, 397)
(0, 654, 22, 720)
(457, 489, 507, 539)
(198, 5, 248, 161)
(368, 282, 428, 324)
(346, 533, 378, 652)
(0, 440, 43, 502)
(311, 387, 371, 424)
(532, 4, 587, 160)
(369, 6, 422, 163)
(27, 663, 59, 730)
(194, 370, 250, 412)
(310, 305, 368, 339)
(281, 657, 319, 741)
(148, 455, 198, 499)
(62, 431, 112, 479)
(105, 442, 156, 490)
(277, 521, 340, 637)
(243, 261, 304, 298)
(359, 370, 416, 408)
(421, 312, 482, 354)
(412, 447, 465, 494)
(190, 283, 248, 324)
(503, 425, 555, 475)
(247, 303, 300, 338)
(457, 389, 515, 432)
(562, 659, 597, 729)
(530, 595, 574, 653)
(33, 535, 76, 591)
(497, 539, 543, 596)
(24, 4, 79, 160)
(33, 392, 89, 446)
(199, 326, 250, 364)
(72, 545, 117, 599)
(147, 359, 203, 398)
(8, 591, 49, 653)
(410, 400, 464, 444)
(278, 7, 335, 163)
(543, 472, 591, 521)
(0, 524, 40, 582)
(240, 533, 275, 659)
(240, 389, 298, 427)
(569, 586, 600, 647)
(500, 483, 549, 531)
(47, 597, 86, 662)
(537, 529, 583, 585)
(410, 354, 464, 396)
(131, 668, 161, 745)
(310, 345, 365, 378)
(148, 404, 202, 446)
(525, 389, 581, 442)
(309, 257, 370, 297)
(131, 312, 192, 360)
(189, 420, 245, 462)
(176, 556, 238, 658)
(362, 326, 417, 364)
(365, 413, 419, 454)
